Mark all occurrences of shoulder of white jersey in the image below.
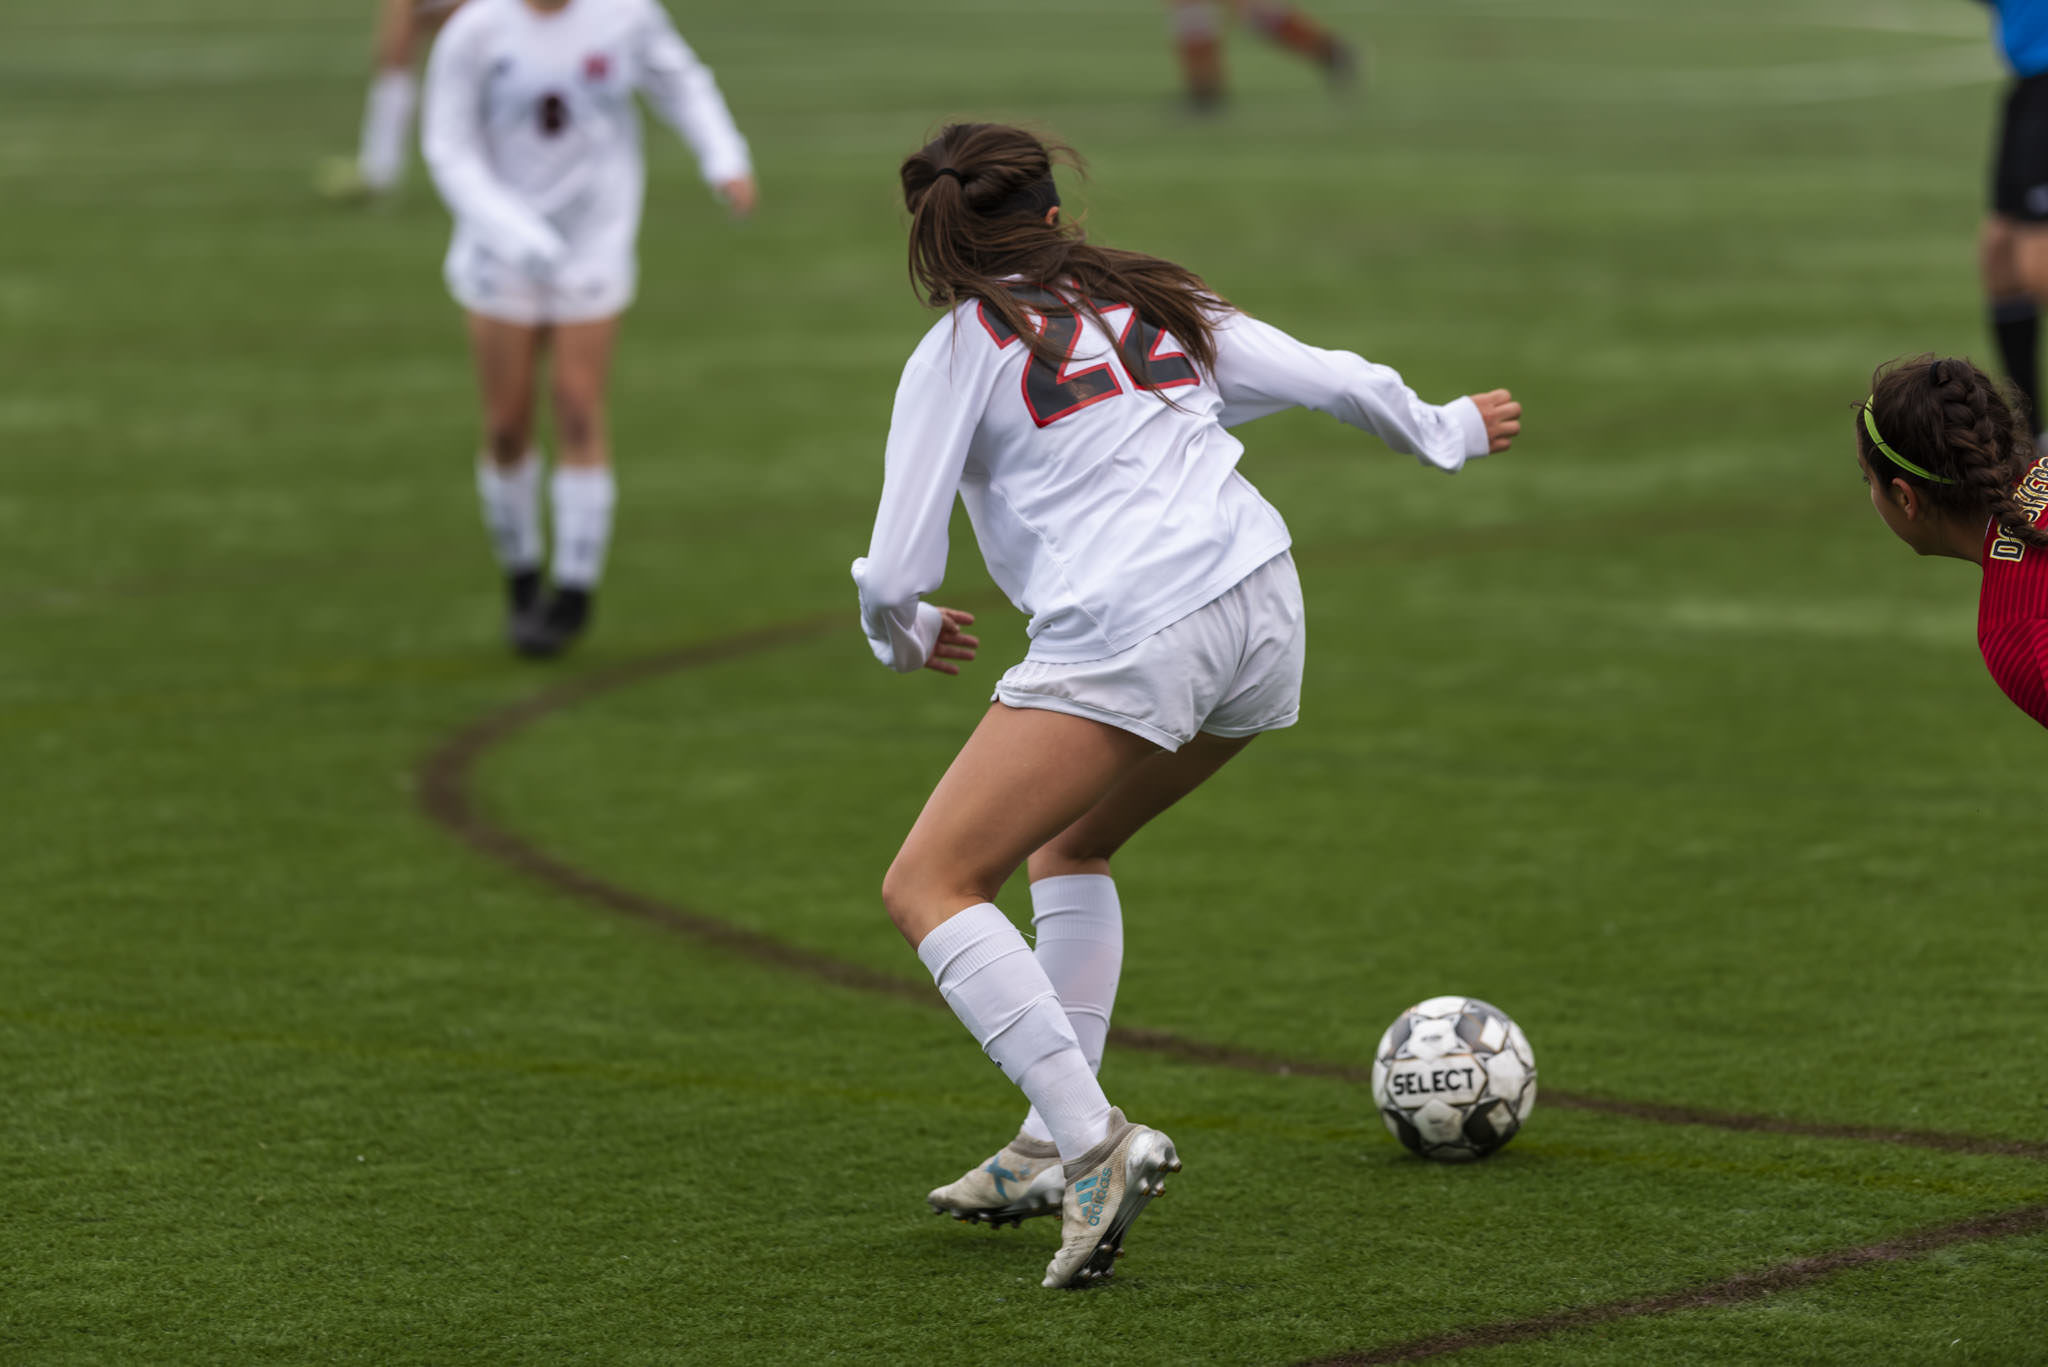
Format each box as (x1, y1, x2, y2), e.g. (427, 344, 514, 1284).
(907, 300, 1017, 377)
(897, 305, 1007, 395)
(434, 0, 501, 42)
(625, 0, 683, 28)
(1205, 305, 1253, 336)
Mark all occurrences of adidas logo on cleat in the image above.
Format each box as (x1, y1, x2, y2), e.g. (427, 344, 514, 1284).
(1075, 1167, 1110, 1226)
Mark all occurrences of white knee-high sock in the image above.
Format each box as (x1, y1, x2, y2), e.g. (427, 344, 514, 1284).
(550, 466, 616, 589)
(476, 450, 544, 573)
(1020, 874, 1123, 1143)
(917, 903, 1114, 1160)
(357, 68, 417, 192)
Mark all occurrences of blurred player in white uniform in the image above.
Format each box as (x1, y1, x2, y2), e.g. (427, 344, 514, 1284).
(859, 124, 1519, 1290)
(422, 0, 755, 654)
(320, 0, 465, 200)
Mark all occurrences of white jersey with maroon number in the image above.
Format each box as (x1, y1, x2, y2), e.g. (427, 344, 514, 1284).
(851, 295, 1491, 672)
(421, 0, 750, 281)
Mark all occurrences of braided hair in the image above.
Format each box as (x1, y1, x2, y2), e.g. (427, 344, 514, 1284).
(1857, 355, 2048, 552)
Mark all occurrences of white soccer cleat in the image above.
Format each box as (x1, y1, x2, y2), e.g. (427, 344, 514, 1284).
(1042, 1108, 1180, 1289)
(926, 1131, 1065, 1228)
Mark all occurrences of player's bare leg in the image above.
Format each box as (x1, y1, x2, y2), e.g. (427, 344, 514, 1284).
(509, 316, 619, 656)
(929, 730, 1255, 1229)
(905, 707, 1152, 1230)
(1991, 213, 2047, 436)
(1245, 0, 1354, 80)
(889, 705, 1187, 1286)
(1169, 0, 1227, 111)
(886, 706, 1157, 947)
(1029, 730, 1257, 881)
(466, 312, 547, 643)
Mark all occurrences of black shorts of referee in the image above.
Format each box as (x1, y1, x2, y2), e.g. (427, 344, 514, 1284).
(1994, 71, 2048, 221)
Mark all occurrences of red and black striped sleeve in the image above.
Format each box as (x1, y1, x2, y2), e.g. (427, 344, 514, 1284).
(1979, 619, 2048, 728)
(1977, 470, 2048, 730)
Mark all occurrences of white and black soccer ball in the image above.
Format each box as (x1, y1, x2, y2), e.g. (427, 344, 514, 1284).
(1370, 996, 1537, 1162)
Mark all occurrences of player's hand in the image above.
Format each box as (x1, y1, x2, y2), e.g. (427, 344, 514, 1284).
(718, 175, 758, 220)
(1470, 389, 1521, 454)
(924, 608, 979, 676)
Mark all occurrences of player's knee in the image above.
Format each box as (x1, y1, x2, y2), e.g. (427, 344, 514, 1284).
(2018, 251, 2048, 303)
(879, 857, 926, 932)
(484, 424, 529, 468)
(552, 388, 601, 449)
(882, 854, 1000, 933)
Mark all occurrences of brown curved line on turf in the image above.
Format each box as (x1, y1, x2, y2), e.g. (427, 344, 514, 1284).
(415, 612, 2048, 1168)
(1300, 1201, 2048, 1365)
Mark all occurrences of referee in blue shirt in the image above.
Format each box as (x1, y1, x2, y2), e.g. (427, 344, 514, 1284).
(1985, 0, 2048, 433)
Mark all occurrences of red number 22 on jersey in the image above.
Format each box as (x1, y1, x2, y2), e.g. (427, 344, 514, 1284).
(975, 285, 1199, 427)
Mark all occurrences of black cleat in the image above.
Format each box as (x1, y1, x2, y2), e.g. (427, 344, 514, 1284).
(503, 568, 544, 651)
(511, 586, 593, 659)
(507, 567, 543, 616)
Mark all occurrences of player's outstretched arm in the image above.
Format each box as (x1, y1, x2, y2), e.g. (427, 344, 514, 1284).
(852, 354, 979, 673)
(638, 1, 755, 218)
(419, 12, 566, 271)
(1210, 311, 1515, 471)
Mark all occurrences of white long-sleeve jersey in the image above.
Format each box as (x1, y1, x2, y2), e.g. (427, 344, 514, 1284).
(851, 295, 1491, 671)
(421, 0, 750, 274)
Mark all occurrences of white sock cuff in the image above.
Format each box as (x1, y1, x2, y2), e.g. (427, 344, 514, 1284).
(919, 904, 1079, 1078)
(1029, 874, 1121, 939)
(359, 69, 418, 190)
(371, 67, 417, 101)
(477, 448, 541, 484)
(916, 903, 1026, 989)
(551, 464, 616, 503)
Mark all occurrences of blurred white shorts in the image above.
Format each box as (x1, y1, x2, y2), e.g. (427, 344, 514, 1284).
(994, 551, 1305, 752)
(444, 237, 635, 327)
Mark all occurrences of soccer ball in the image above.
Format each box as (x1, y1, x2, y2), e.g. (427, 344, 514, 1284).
(1370, 996, 1537, 1162)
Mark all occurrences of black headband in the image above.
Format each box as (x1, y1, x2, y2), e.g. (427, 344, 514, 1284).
(992, 177, 1061, 220)
(928, 168, 1060, 219)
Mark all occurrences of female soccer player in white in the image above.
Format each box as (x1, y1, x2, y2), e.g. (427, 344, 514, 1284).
(422, 0, 755, 655)
(856, 123, 1520, 1289)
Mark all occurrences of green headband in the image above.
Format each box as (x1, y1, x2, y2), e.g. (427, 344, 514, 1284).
(1863, 398, 1958, 485)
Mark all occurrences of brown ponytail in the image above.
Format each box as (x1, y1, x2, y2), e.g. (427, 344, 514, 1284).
(900, 123, 1230, 379)
(1858, 355, 2048, 551)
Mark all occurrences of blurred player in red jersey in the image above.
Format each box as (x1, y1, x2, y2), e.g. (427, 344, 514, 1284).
(319, 0, 466, 200)
(1857, 355, 2048, 726)
(1169, 0, 1357, 110)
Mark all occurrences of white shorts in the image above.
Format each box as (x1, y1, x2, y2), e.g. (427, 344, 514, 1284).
(994, 551, 1305, 752)
(444, 237, 636, 327)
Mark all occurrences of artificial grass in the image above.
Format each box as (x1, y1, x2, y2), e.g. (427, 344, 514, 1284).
(5, 0, 2046, 1361)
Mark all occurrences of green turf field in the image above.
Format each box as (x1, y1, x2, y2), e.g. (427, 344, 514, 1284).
(7, 0, 2048, 1361)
